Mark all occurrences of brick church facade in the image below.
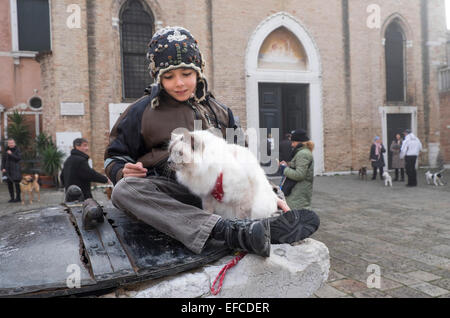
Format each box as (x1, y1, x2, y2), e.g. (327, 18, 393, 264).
(1, 0, 448, 175)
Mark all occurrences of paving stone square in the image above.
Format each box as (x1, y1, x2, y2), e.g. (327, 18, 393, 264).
(409, 282, 450, 297)
(307, 169, 450, 298)
(405, 270, 441, 282)
(329, 279, 368, 294)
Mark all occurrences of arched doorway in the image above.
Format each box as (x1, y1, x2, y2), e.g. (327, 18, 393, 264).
(245, 12, 323, 174)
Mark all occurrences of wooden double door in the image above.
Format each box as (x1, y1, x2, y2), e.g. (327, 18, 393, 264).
(258, 83, 309, 143)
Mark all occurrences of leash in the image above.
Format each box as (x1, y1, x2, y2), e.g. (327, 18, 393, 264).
(211, 251, 247, 295)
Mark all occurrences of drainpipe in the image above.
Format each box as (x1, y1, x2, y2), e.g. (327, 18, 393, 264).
(342, 0, 353, 170)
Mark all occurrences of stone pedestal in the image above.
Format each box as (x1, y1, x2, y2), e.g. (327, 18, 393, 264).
(103, 239, 330, 298)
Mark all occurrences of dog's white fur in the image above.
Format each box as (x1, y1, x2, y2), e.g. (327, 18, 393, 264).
(425, 170, 445, 186)
(168, 130, 278, 219)
(383, 171, 392, 187)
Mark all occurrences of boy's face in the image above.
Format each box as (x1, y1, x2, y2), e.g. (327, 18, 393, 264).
(161, 68, 198, 102)
(7, 139, 15, 148)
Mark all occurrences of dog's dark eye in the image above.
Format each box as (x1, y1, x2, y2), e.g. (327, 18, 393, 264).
(178, 151, 183, 157)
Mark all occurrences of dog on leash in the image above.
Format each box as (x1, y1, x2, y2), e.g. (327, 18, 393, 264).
(358, 167, 367, 180)
(383, 171, 392, 187)
(19, 173, 40, 205)
(425, 169, 445, 186)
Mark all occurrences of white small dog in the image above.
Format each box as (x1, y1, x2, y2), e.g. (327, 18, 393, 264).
(383, 171, 392, 187)
(425, 169, 445, 186)
(168, 129, 278, 220)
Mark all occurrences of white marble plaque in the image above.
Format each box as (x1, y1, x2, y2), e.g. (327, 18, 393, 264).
(109, 103, 131, 131)
(56, 131, 82, 161)
(60, 102, 85, 116)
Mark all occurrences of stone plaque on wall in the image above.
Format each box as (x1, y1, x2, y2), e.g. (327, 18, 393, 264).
(60, 102, 84, 116)
(56, 131, 82, 161)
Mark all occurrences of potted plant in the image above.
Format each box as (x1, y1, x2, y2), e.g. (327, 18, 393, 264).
(40, 143, 65, 188)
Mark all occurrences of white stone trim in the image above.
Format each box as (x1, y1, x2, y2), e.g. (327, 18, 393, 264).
(245, 12, 324, 174)
(10, 0, 18, 52)
(109, 103, 131, 131)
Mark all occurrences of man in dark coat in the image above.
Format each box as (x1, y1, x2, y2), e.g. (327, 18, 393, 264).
(1, 138, 22, 202)
(61, 138, 108, 199)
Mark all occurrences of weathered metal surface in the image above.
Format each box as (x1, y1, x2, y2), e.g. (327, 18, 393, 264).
(0, 206, 96, 297)
(70, 204, 134, 282)
(103, 206, 230, 278)
(0, 202, 231, 297)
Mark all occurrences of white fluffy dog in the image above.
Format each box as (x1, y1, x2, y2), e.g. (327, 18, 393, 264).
(425, 170, 445, 186)
(168, 130, 278, 219)
(383, 171, 392, 187)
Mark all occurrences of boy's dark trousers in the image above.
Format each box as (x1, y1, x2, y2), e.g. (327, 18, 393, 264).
(405, 155, 417, 186)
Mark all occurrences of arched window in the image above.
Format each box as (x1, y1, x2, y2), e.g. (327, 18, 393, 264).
(120, 0, 154, 99)
(385, 21, 406, 102)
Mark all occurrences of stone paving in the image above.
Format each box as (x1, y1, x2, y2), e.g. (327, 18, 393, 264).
(0, 168, 449, 298)
(308, 169, 450, 298)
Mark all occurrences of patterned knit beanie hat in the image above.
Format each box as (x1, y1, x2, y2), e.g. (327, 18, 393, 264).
(146, 26, 207, 108)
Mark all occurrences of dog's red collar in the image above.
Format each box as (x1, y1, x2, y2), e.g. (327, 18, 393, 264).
(211, 173, 224, 202)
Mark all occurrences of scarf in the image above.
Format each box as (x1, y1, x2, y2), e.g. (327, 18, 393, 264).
(375, 142, 382, 156)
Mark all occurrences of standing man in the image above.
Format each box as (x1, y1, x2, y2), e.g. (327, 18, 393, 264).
(400, 129, 422, 187)
(61, 138, 108, 199)
(1, 138, 22, 203)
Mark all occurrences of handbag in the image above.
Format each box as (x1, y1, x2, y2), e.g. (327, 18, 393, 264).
(280, 176, 297, 197)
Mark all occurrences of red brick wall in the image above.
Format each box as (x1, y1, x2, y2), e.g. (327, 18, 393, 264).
(440, 91, 450, 163)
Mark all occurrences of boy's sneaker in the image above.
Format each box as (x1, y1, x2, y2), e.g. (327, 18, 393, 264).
(269, 209, 320, 244)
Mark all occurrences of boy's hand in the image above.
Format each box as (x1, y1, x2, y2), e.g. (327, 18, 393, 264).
(123, 162, 148, 178)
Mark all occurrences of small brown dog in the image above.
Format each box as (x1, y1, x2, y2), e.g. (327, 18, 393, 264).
(19, 174, 40, 205)
(358, 167, 368, 180)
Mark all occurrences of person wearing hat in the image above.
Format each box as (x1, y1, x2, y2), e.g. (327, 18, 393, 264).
(390, 133, 405, 182)
(105, 27, 320, 258)
(369, 136, 386, 180)
(400, 129, 422, 187)
(278, 129, 314, 210)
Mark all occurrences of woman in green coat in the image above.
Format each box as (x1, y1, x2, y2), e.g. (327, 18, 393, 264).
(279, 129, 314, 210)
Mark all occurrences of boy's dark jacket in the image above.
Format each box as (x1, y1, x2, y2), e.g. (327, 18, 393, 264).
(104, 90, 238, 184)
(61, 149, 108, 199)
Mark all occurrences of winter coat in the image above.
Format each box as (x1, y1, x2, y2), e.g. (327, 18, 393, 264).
(61, 149, 108, 199)
(400, 133, 422, 158)
(1, 146, 22, 182)
(283, 145, 314, 210)
(104, 89, 238, 184)
(390, 140, 405, 169)
(370, 143, 386, 168)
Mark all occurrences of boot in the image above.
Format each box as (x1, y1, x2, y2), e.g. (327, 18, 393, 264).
(269, 209, 320, 244)
(211, 218, 271, 257)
